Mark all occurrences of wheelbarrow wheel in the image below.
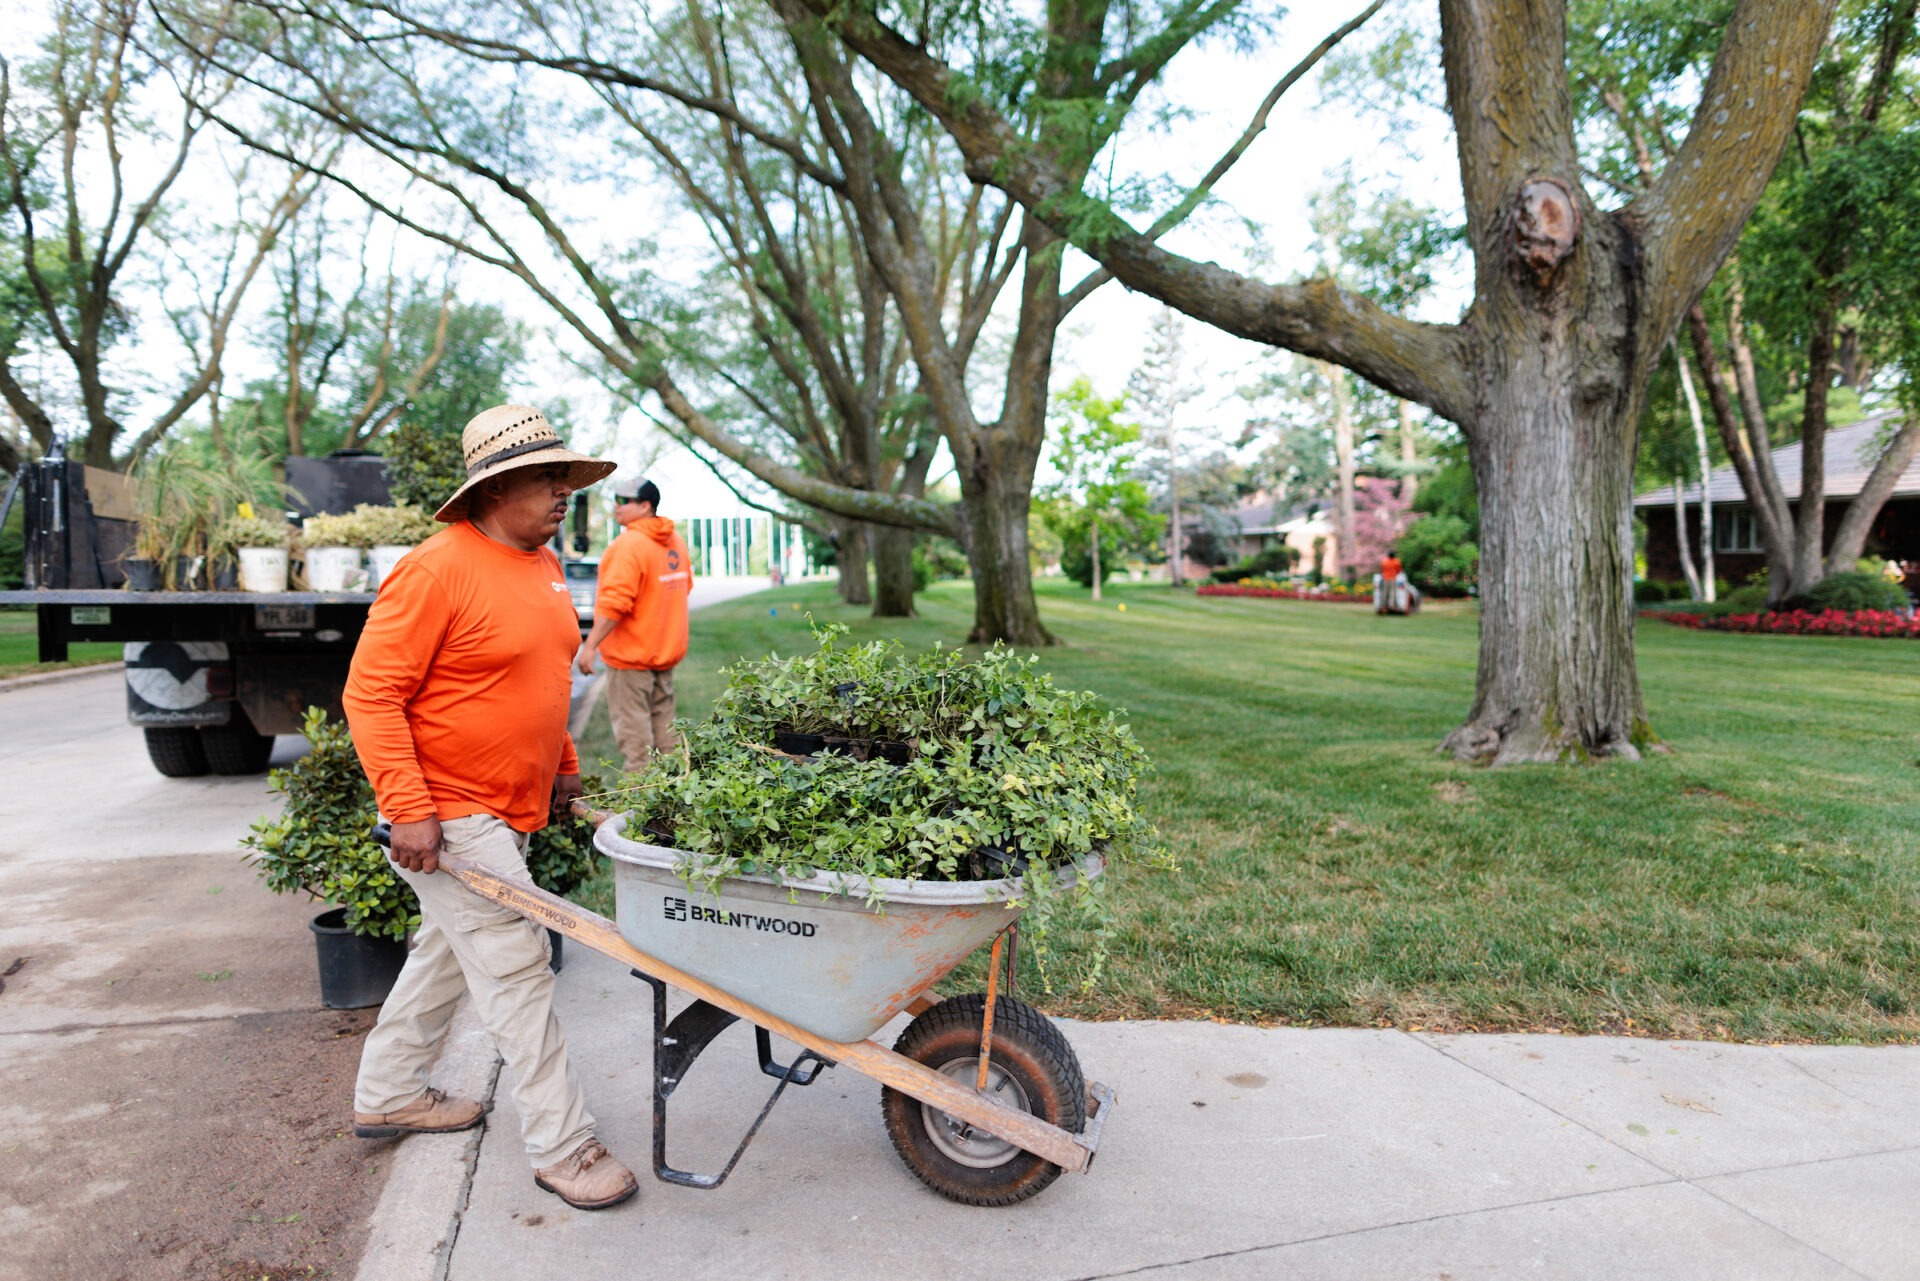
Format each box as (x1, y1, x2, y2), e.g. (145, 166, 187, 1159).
(881, 993, 1086, 1206)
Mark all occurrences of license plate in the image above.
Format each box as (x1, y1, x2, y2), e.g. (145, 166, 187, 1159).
(254, 604, 316, 630)
(71, 606, 110, 625)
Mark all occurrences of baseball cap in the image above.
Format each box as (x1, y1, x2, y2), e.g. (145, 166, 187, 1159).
(613, 478, 661, 509)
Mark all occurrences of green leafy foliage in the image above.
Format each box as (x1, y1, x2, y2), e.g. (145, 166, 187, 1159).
(1038, 379, 1164, 588)
(244, 707, 418, 941)
(609, 626, 1169, 986)
(213, 513, 296, 554)
(337, 503, 439, 547)
(1397, 514, 1479, 597)
(911, 536, 970, 591)
(384, 417, 468, 511)
(1209, 545, 1300, 584)
(245, 709, 606, 940)
(524, 772, 608, 899)
(1809, 571, 1910, 612)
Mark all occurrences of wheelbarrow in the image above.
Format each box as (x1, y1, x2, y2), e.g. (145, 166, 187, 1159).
(373, 807, 1116, 1206)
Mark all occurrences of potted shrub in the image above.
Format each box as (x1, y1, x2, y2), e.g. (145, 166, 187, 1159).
(215, 512, 297, 592)
(351, 504, 439, 589)
(298, 510, 370, 592)
(244, 707, 418, 1008)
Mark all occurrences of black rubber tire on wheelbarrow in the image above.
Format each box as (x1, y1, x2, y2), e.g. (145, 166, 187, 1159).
(881, 993, 1087, 1206)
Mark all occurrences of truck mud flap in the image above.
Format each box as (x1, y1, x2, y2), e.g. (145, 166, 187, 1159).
(125, 641, 233, 727)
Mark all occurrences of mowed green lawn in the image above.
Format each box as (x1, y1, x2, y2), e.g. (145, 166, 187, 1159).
(0, 607, 122, 678)
(574, 578, 1920, 1044)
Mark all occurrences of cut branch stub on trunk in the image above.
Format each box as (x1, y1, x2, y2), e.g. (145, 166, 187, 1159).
(1511, 177, 1582, 285)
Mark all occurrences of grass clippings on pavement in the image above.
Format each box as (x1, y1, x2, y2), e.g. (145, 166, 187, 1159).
(572, 577, 1920, 1046)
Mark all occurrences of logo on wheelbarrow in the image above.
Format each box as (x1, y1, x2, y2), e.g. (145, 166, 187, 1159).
(663, 896, 817, 937)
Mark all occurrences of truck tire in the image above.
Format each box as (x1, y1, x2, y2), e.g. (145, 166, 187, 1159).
(201, 718, 274, 774)
(145, 727, 211, 778)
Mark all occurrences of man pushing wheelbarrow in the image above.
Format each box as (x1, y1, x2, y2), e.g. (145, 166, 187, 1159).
(343, 404, 639, 1211)
(344, 422, 1136, 1208)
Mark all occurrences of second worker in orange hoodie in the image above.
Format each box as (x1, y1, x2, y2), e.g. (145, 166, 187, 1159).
(576, 477, 694, 770)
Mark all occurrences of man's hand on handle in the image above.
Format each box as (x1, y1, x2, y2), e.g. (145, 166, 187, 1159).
(391, 816, 445, 875)
(552, 772, 584, 825)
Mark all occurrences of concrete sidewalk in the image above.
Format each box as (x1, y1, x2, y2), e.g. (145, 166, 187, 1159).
(359, 939, 1920, 1281)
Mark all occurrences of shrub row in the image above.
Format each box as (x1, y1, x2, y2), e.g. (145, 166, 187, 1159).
(1648, 607, 1920, 638)
(1196, 581, 1371, 602)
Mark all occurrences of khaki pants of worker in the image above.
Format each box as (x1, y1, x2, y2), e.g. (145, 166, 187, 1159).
(606, 664, 676, 772)
(354, 814, 595, 1169)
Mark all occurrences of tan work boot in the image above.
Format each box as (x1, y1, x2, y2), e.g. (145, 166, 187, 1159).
(534, 1138, 638, 1210)
(353, 1086, 487, 1138)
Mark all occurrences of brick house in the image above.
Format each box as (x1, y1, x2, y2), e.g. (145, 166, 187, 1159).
(1635, 414, 1920, 586)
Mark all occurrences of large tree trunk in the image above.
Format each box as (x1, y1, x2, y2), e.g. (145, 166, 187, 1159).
(1441, 326, 1653, 765)
(958, 445, 1051, 646)
(835, 521, 872, 605)
(871, 524, 917, 617)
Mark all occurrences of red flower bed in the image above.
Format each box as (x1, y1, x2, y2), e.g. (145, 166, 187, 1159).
(1197, 584, 1371, 603)
(1646, 607, 1920, 638)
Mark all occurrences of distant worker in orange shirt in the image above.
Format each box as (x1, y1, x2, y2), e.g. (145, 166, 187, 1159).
(344, 404, 638, 1212)
(576, 478, 694, 771)
(1375, 546, 1419, 614)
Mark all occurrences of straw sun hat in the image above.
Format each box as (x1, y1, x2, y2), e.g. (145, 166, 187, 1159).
(434, 404, 617, 523)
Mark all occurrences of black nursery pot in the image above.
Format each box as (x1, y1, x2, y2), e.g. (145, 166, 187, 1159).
(773, 729, 827, 756)
(309, 907, 409, 1009)
(124, 558, 162, 591)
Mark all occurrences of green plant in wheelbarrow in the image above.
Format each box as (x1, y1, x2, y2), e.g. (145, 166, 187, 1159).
(601, 626, 1166, 1204)
(246, 707, 609, 1004)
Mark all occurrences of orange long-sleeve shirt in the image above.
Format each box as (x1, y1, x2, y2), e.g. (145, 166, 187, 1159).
(343, 521, 581, 832)
(594, 516, 693, 671)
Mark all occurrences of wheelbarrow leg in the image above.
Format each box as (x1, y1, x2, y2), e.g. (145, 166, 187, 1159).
(636, 971, 831, 1190)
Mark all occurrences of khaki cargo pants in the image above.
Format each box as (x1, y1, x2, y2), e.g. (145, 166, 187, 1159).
(354, 814, 595, 1168)
(606, 664, 676, 772)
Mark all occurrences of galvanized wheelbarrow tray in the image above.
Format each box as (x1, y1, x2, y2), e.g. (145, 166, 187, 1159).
(417, 807, 1117, 1206)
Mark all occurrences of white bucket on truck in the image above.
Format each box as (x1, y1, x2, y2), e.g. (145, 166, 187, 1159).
(237, 547, 289, 592)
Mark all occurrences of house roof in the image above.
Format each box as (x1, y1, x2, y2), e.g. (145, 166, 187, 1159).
(1633, 413, 1915, 509)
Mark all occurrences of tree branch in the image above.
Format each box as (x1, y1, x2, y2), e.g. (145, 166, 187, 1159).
(792, 0, 1474, 424)
(1630, 0, 1838, 360)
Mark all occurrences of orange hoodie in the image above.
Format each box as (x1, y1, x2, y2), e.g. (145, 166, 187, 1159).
(594, 516, 694, 671)
(344, 521, 580, 832)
